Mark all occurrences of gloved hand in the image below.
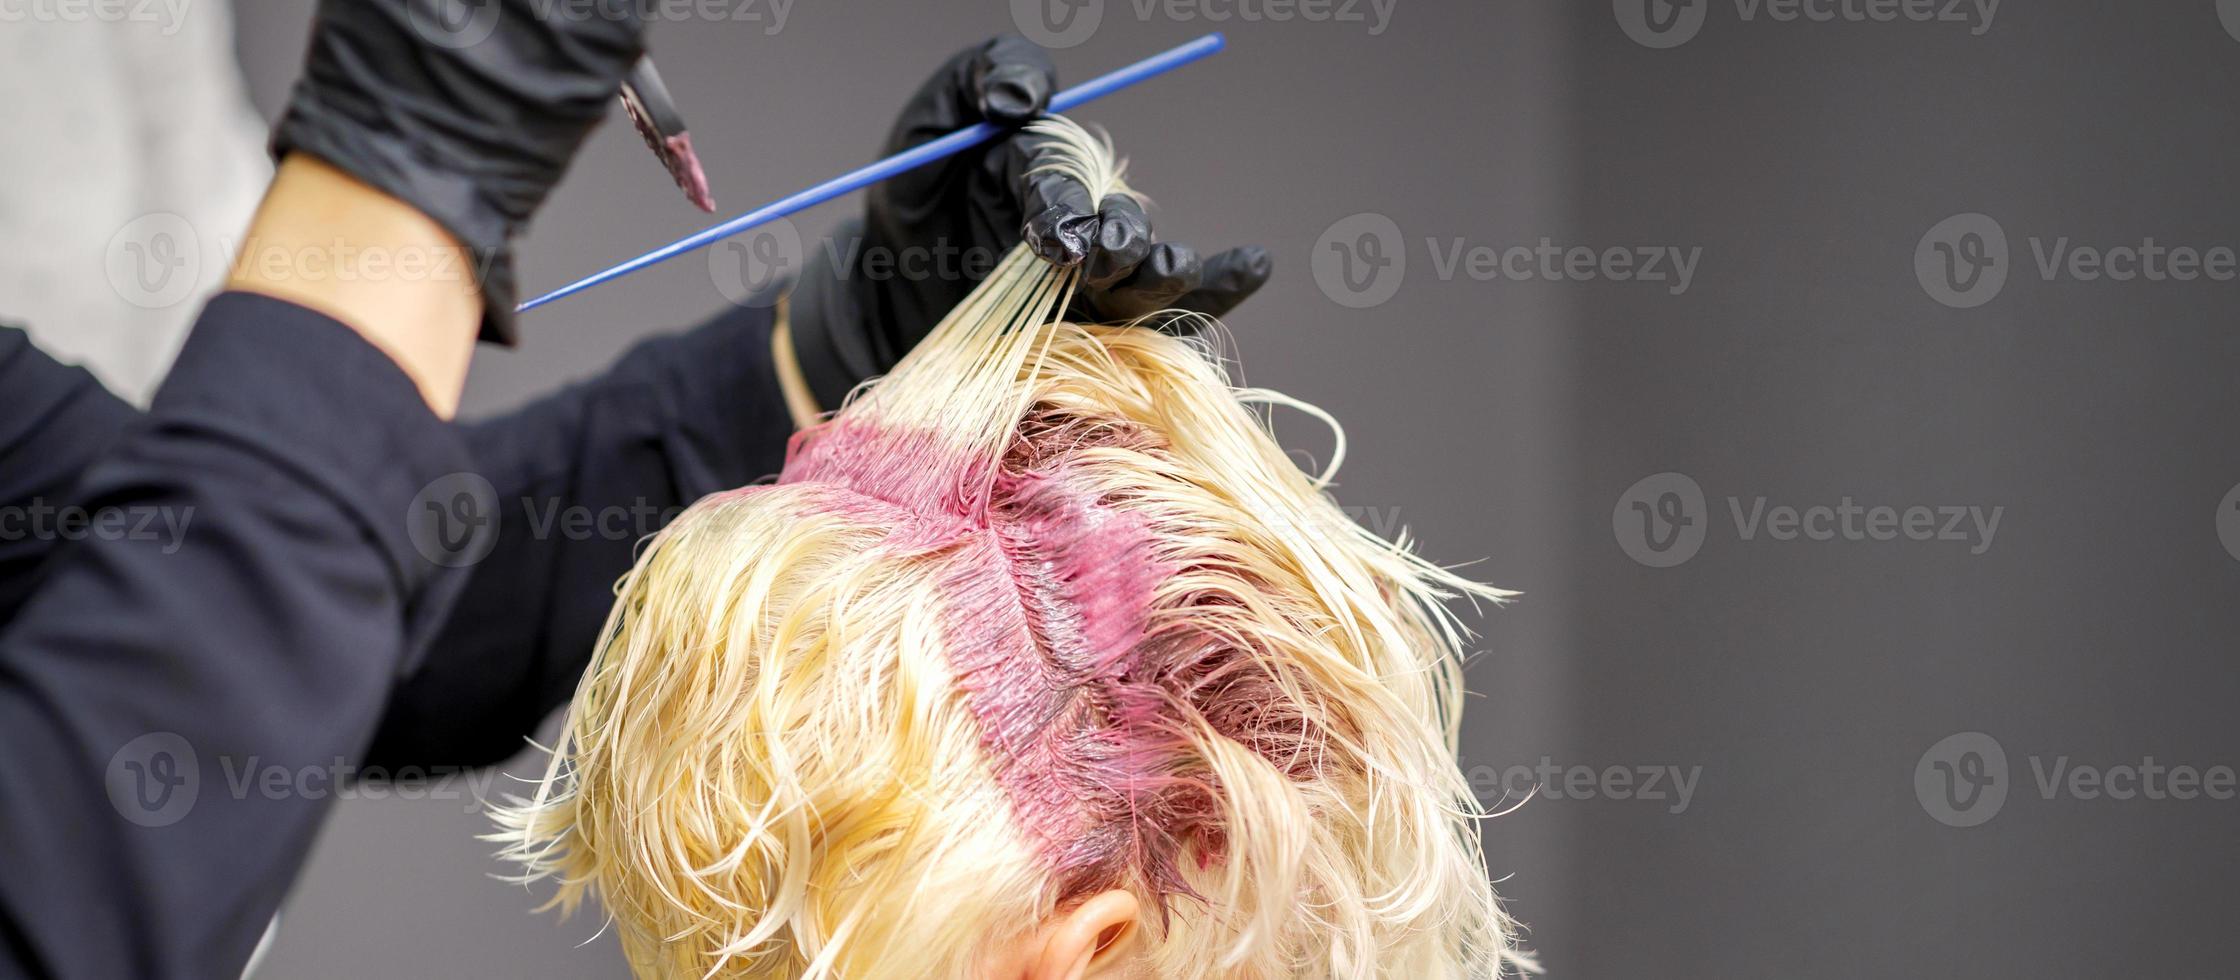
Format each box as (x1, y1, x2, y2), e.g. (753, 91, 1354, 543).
(787, 34, 1274, 409)
(272, 0, 650, 346)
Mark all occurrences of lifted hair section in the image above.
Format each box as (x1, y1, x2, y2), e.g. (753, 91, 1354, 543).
(494, 117, 1525, 979)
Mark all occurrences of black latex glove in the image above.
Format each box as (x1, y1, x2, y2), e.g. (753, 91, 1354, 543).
(272, 0, 650, 346)
(788, 34, 1274, 409)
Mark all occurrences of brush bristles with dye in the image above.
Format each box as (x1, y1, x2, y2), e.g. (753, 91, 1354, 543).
(492, 118, 1526, 979)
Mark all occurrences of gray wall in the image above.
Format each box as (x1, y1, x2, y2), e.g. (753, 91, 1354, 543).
(222, 1, 2240, 976)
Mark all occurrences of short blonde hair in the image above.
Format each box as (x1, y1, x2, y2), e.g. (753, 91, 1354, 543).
(494, 119, 1523, 979)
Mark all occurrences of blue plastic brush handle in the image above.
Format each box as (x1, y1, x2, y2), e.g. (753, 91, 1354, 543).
(517, 32, 1228, 313)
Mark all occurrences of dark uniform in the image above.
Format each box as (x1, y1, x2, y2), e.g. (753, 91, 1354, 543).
(0, 2, 1263, 967)
(0, 294, 788, 977)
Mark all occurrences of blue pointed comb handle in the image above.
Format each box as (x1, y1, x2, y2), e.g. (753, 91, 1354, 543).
(518, 32, 1228, 313)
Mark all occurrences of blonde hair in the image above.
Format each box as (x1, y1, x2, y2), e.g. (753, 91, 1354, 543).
(494, 118, 1524, 978)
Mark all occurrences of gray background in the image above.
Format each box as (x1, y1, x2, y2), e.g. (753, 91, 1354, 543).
(215, 1, 2240, 976)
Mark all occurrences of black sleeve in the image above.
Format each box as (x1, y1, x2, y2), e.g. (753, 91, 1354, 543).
(0, 293, 474, 979)
(0, 327, 139, 622)
(0, 305, 797, 782)
(363, 302, 794, 771)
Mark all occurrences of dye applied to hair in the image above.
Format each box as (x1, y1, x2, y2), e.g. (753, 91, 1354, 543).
(494, 118, 1524, 979)
(784, 410, 1241, 905)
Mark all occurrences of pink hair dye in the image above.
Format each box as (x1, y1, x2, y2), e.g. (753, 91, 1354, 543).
(777, 412, 1310, 909)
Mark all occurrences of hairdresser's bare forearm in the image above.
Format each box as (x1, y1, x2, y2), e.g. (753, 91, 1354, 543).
(226, 154, 480, 418)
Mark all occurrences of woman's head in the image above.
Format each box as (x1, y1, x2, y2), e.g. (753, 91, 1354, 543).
(495, 120, 1522, 979)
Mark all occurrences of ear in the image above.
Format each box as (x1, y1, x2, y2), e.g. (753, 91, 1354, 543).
(1028, 889, 1142, 980)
